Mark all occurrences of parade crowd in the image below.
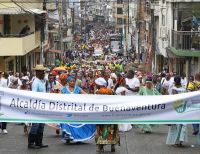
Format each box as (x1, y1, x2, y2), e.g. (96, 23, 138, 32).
(0, 62, 200, 152)
(0, 23, 200, 153)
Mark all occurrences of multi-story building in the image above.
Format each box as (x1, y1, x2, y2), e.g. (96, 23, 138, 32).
(0, 0, 47, 73)
(112, 0, 137, 56)
(151, 0, 200, 77)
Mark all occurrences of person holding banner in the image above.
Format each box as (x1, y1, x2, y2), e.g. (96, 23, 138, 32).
(28, 65, 48, 149)
(60, 75, 96, 144)
(19, 76, 31, 135)
(166, 76, 188, 147)
(115, 75, 132, 132)
(186, 74, 200, 135)
(95, 77, 120, 153)
(0, 71, 9, 134)
(137, 75, 160, 133)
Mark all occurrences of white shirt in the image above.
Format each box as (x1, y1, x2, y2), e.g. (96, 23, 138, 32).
(181, 77, 188, 89)
(0, 78, 8, 88)
(107, 78, 114, 89)
(125, 77, 140, 95)
(162, 78, 173, 94)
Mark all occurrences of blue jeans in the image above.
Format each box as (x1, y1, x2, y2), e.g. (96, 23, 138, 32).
(29, 123, 45, 134)
(192, 124, 199, 132)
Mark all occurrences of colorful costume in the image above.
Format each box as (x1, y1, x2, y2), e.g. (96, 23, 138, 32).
(60, 85, 96, 142)
(136, 86, 160, 133)
(95, 87, 120, 152)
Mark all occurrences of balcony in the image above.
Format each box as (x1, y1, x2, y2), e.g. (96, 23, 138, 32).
(172, 30, 200, 51)
(0, 32, 40, 56)
(169, 30, 200, 57)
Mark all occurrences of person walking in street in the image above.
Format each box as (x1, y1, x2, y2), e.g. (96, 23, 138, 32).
(28, 64, 48, 149)
(136, 75, 160, 133)
(186, 74, 200, 135)
(166, 76, 188, 147)
(115, 76, 132, 132)
(125, 70, 140, 95)
(18, 76, 31, 135)
(60, 75, 96, 144)
(95, 77, 120, 153)
(0, 71, 9, 134)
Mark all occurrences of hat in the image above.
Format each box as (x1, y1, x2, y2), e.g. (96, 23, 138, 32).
(51, 70, 57, 76)
(32, 64, 48, 71)
(110, 73, 117, 80)
(95, 77, 107, 87)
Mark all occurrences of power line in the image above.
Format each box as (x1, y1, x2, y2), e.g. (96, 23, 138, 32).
(0, 0, 125, 3)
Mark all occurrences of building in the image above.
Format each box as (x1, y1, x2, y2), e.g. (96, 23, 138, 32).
(0, 0, 47, 73)
(46, 0, 74, 66)
(151, 0, 200, 77)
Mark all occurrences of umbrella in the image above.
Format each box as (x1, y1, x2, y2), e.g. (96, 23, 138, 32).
(53, 66, 66, 71)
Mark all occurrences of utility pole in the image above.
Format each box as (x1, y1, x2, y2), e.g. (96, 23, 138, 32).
(137, 0, 145, 65)
(40, 0, 47, 65)
(80, 0, 83, 34)
(63, 0, 68, 37)
(72, 2, 75, 35)
(58, 0, 64, 56)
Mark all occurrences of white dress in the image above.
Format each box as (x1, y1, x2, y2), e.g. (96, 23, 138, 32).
(116, 86, 132, 132)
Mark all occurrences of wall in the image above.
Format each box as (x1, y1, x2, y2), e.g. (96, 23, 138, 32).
(0, 33, 40, 56)
(10, 15, 35, 35)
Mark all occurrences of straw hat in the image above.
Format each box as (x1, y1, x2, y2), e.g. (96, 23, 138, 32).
(32, 64, 48, 71)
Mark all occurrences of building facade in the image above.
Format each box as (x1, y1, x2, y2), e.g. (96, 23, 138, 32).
(0, 0, 46, 73)
(151, 0, 200, 77)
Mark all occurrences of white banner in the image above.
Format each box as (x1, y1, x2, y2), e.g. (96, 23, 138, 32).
(0, 87, 200, 124)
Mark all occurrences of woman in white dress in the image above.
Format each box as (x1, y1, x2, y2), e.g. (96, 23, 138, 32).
(166, 76, 188, 147)
(115, 76, 132, 132)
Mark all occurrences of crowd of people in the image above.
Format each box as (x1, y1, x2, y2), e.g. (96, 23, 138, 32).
(0, 62, 200, 152)
(0, 23, 200, 153)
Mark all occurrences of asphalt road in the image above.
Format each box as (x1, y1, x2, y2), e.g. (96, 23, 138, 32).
(0, 124, 200, 154)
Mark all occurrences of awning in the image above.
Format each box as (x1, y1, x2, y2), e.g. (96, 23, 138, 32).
(168, 47, 200, 57)
(0, 8, 46, 15)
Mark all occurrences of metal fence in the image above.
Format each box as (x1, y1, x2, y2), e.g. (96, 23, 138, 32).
(172, 30, 200, 51)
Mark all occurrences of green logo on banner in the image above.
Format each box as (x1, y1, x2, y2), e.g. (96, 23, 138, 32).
(0, 113, 4, 116)
(172, 100, 187, 113)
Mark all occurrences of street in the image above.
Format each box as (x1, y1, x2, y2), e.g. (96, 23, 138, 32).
(0, 124, 200, 154)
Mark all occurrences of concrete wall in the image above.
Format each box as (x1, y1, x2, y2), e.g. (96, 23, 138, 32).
(0, 1, 43, 10)
(10, 15, 35, 35)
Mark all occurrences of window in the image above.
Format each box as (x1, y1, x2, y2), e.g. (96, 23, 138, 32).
(119, 28, 123, 34)
(117, 8, 123, 14)
(117, 0, 123, 4)
(162, 15, 165, 26)
(117, 18, 123, 24)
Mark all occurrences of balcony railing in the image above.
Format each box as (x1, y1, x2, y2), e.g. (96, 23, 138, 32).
(172, 30, 200, 51)
(0, 32, 40, 56)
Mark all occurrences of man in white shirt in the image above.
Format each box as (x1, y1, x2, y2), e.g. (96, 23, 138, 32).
(181, 72, 188, 89)
(0, 72, 9, 134)
(0, 72, 9, 88)
(125, 70, 140, 95)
